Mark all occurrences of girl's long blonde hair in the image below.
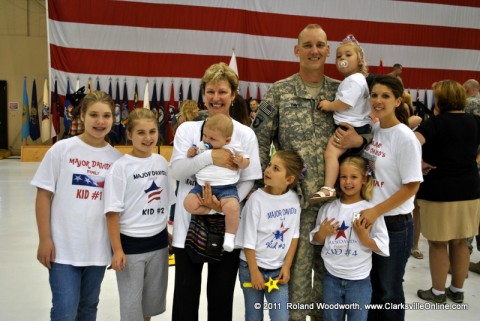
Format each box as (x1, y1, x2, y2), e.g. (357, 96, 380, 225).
(340, 156, 374, 201)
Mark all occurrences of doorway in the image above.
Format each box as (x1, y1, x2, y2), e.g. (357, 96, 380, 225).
(0, 81, 7, 149)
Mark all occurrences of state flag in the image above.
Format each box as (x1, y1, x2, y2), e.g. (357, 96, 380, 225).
(29, 79, 40, 141)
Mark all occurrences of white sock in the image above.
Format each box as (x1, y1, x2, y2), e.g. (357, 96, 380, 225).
(449, 285, 463, 293)
(432, 288, 445, 295)
(223, 233, 235, 252)
(208, 209, 224, 215)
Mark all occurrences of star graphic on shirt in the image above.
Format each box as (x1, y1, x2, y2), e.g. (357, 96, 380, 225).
(335, 221, 349, 240)
(272, 222, 289, 242)
(144, 181, 163, 203)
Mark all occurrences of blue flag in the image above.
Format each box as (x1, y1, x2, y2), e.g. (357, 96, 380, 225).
(177, 82, 184, 115)
(29, 79, 41, 141)
(121, 81, 129, 144)
(133, 82, 139, 110)
(107, 80, 119, 145)
(21, 78, 30, 141)
(63, 79, 72, 138)
(187, 82, 193, 100)
(159, 82, 166, 144)
(151, 82, 159, 144)
(151, 82, 158, 122)
(197, 86, 204, 110)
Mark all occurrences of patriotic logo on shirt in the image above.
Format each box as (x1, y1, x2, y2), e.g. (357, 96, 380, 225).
(144, 180, 163, 203)
(72, 174, 105, 188)
(335, 221, 350, 240)
(266, 221, 290, 250)
(272, 222, 289, 243)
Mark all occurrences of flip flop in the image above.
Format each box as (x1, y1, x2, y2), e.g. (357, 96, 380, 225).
(411, 248, 424, 259)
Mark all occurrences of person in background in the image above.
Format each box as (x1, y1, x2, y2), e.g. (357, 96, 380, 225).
(236, 150, 303, 321)
(416, 80, 480, 304)
(249, 98, 259, 122)
(174, 99, 199, 133)
(388, 63, 403, 85)
(231, 94, 251, 126)
(169, 62, 262, 321)
(32, 91, 122, 321)
(402, 92, 423, 130)
(310, 156, 389, 321)
(170, 99, 199, 225)
(464, 79, 480, 116)
(104, 108, 175, 321)
(360, 75, 423, 321)
(464, 79, 480, 274)
(252, 23, 368, 321)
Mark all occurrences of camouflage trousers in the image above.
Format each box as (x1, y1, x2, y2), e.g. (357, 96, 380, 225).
(289, 207, 324, 321)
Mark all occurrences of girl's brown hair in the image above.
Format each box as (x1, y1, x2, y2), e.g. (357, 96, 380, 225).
(273, 150, 304, 188)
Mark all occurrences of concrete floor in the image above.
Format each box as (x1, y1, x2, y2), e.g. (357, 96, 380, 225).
(0, 158, 479, 320)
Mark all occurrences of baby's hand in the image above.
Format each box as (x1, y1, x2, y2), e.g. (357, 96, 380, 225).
(232, 154, 243, 165)
(187, 145, 198, 158)
(318, 100, 332, 111)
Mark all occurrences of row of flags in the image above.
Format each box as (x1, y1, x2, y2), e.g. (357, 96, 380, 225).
(21, 78, 56, 143)
(22, 49, 261, 145)
(21, 71, 263, 145)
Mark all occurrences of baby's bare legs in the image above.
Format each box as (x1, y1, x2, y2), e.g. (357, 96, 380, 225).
(221, 197, 240, 252)
(183, 193, 211, 214)
(323, 135, 347, 195)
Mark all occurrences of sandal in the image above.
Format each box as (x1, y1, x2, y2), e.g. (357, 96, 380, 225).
(411, 248, 424, 259)
(310, 186, 337, 203)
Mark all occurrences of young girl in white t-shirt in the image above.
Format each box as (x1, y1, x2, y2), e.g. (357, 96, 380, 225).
(32, 91, 122, 320)
(104, 108, 175, 321)
(236, 150, 304, 321)
(312, 35, 371, 202)
(310, 156, 389, 321)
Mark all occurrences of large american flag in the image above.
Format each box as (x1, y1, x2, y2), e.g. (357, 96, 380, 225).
(47, 0, 479, 106)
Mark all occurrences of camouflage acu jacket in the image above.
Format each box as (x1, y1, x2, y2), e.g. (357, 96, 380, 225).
(465, 96, 480, 116)
(252, 73, 340, 209)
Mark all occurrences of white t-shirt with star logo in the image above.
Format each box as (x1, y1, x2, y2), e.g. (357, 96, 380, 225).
(104, 154, 175, 238)
(310, 199, 389, 280)
(236, 188, 301, 270)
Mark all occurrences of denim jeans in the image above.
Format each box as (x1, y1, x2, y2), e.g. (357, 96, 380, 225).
(368, 214, 413, 321)
(238, 260, 289, 321)
(323, 269, 371, 321)
(49, 262, 106, 321)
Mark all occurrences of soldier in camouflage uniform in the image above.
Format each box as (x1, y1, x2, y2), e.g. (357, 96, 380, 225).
(464, 79, 480, 116)
(252, 24, 367, 321)
(464, 79, 480, 265)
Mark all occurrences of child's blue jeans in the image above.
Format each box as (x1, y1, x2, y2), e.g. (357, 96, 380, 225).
(238, 259, 289, 321)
